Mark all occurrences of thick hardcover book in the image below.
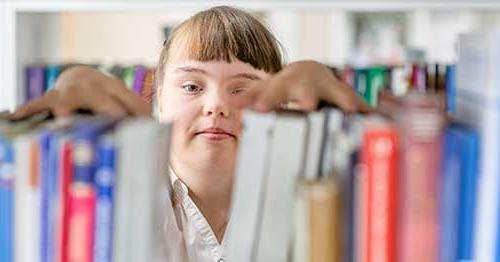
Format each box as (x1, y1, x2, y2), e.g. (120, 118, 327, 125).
(396, 93, 444, 262)
(223, 112, 275, 262)
(93, 134, 116, 262)
(254, 112, 308, 261)
(14, 133, 41, 262)
(360, 119, 398, 262)
(113, 119, 171, 262)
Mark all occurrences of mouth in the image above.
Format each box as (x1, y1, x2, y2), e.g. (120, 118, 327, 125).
(195, 127, 236, 141)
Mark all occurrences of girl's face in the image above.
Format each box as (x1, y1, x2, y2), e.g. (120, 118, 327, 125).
(159, 50, 270, 170)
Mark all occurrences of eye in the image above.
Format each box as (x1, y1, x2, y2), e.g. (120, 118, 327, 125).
(231, 87, 246, 95)
(182, 84, 202, 94)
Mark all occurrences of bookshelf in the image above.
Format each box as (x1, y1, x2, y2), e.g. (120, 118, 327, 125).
(3, 0, 500, 112)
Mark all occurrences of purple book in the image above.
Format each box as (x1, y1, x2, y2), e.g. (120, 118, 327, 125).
(132, 66, 148, 96)
(26, 65, 45, 102)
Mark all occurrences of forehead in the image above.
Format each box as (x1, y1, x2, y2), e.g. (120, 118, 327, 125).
(165, 40, 270, 79)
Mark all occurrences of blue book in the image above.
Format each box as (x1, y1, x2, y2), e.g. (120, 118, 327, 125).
(453, 125, 479, 261)
(0, 135, 14, 262)
(39, 130, 58, 262)
(72, 118, 116, 184)
(445, 65, 456, 113)
(44, 66, 61, 91)
(440, 127, 461, 262)
(93, 134, 116, 262)
(440, 123, 479, 262)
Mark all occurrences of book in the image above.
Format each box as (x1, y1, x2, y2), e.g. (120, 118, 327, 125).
(113, 118, 171, 262)
(440, 123, 480, 262)
(360, 118, 398, 262)
(132, 66, 148, 96)
(45, 65, 61, 91)
(254, 112, 308, 261)
(223, 112, 275, 262)
(67, 183, 96, 262)
(455, 32, 500, 262)
(294, 179, 343, 262)
(396, 92, 444, 262)
(93, 134, 116, 262)
(14, 132, 41, 262)
(122, 66, 135, 89)
(26, 65, 45, 102)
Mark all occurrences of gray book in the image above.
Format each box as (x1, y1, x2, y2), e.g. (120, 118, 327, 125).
(223, 112, 275, 262)
(112, 118, 171, 262)
(254, 111, 308, 262)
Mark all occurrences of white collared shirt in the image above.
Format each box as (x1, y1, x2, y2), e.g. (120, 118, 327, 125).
(164, 171, 227, 262)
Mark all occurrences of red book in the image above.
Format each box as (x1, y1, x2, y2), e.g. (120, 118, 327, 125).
(67, 184, 96, 262)
(396, 93, 443, 262)
(57, 140, 73, 262)
(360, 121, 399, 262)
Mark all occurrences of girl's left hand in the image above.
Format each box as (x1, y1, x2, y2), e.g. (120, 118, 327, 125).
(233, 60, 373, 114)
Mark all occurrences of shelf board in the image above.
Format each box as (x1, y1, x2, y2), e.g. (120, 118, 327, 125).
(9, 0, 500, 12)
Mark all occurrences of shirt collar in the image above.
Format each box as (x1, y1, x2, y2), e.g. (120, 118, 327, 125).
(169, 167, 189, 201)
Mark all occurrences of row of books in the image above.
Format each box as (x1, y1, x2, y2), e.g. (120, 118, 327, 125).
(222, 32, 500, 262)
(24, 64, 155, 104)
(224, 92, 480, 262)
(336, 63, 456, 111)
(0, 114, 170, 262)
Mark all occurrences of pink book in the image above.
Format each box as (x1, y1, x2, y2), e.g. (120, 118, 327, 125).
(67, 183, 96, 262)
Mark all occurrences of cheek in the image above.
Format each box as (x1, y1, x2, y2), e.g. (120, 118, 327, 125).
(158, 86, 199, 122)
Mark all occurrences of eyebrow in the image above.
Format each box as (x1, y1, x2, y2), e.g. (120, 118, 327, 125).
(174, 66, 261, 81)
(175, 66, 208, 75)
(230, 73, 262, 81)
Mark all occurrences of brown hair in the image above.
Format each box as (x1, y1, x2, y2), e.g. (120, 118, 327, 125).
(155, 6, 284, 89)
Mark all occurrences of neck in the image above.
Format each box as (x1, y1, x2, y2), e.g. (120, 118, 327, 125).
(170, 153, 234, 242)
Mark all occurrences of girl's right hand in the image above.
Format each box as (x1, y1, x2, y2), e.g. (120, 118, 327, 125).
(12, 66, 152, 119)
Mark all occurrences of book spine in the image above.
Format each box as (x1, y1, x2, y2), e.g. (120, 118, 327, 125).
(58, 140, 73, 262)
(39, 133, 51, 262)
(93, 136, 116, 262)
(15, 136, 40, 262)
(307, 180, 342, 262)
(0, 138, 14, 262)
(45, 66, 61, 91)
(361, 125, 398, 262)
(27, 66, 45, 102)
(456, 126, 479, 261)
(398, 120, 442, 262)
(132, 66, 147, 96)
(439, 128, 460, 262)
(68, 183, 96, 262)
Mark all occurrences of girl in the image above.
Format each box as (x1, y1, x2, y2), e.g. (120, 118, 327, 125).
(14, 6, 370, 261)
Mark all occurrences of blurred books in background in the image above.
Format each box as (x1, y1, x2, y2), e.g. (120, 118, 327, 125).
(24, 64, 156, 104)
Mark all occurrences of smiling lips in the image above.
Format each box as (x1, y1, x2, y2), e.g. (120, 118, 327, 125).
(196, 127, 235, 141)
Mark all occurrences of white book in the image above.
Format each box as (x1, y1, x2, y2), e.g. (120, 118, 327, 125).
(456, 32, 500, 262)
(113, 118, 171, 262)
(254, 112, 308, 262)
(223, 112, 275, 262)
(14, 132, 40, 262)
(303, 110, 327, 180)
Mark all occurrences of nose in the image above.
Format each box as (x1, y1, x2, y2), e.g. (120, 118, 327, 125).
(202, 89, 230, 118)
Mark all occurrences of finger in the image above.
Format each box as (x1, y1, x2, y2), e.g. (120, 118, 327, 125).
(102, 80, 152, 117)
(12, 93, 54, 119)
(81, 92, 129, 118)
(318, 80, 362, 113)
(251, 79, 288, 112)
